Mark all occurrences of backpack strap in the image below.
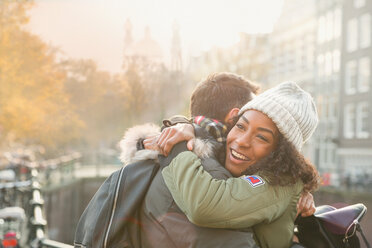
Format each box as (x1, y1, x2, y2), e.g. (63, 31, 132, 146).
(356, 222, 371, 248)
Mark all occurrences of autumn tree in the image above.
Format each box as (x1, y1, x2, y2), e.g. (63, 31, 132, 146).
(119, 57, 148, 126)
(0, 0, 82, 152)
(62, 59, 128, 150)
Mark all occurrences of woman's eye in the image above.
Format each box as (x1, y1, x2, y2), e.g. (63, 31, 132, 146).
(236, 123, 244, 130)
(257, 135, 269, 142)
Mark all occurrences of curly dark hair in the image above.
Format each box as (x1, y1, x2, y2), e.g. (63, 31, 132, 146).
(242, 133, 320, 193)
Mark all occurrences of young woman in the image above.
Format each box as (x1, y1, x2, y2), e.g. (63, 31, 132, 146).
(161, 82, 320, 248)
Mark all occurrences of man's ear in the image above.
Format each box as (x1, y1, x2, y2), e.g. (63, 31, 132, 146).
(224, 108, 240, 126)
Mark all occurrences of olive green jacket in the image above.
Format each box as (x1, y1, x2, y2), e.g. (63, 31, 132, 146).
(162, 151, 303, 248)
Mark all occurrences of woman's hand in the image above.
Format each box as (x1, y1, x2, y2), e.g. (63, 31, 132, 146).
(143, 134, 161, 152)
(296, 192, 315, 217)
(157, 124, 195, 156)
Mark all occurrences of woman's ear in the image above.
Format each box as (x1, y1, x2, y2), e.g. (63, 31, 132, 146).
(224, 108, 240, 127)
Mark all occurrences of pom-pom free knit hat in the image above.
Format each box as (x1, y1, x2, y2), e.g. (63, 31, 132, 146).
(238, 82, 318, 151)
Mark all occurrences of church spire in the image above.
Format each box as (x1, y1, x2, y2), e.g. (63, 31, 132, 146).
(171, 20, 182, 71)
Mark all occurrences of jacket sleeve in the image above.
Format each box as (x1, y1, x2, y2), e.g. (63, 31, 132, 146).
(74, 169, 123, 247)
(162, 151, 302, 229)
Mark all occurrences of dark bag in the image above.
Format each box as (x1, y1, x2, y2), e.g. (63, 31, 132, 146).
(295, 203, 370, 248)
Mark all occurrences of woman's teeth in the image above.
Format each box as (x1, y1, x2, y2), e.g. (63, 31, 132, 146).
(231, 149, 249, 161)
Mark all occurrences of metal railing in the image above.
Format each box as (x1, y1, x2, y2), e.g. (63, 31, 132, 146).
(27, 166, 75, 248)
(38, 239, 73, 248)
(38, 152, 82, 186)
(0, 152, 80, 248)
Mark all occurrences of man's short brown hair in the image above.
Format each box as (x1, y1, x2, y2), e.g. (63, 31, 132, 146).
(190, 72, 260, 122)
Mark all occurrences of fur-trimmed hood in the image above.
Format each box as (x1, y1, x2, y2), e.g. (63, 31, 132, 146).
(119, 123, 160, 165)
(119, 123, 216, 166)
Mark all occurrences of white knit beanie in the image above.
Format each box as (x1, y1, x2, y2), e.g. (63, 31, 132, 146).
(238, 81, 318, 151)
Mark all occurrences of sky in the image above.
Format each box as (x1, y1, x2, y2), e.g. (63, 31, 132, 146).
(26, 0, 283, 73)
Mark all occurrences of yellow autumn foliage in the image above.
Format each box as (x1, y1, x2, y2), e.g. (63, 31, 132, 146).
(0, 0, 190, 154)
(0, 0, 83, 148)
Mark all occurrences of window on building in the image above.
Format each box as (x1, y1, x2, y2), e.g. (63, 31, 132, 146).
(325, 52, 332, 76)
(326, 11, 334, 41)
(347, 18, 358, 52)
(317, 95, 323, 117)
(324, 145, 330, 164)
(307, 41, 314, 69)
(297, 40, 303, 70)
(334, 8, 342, 38)
(334, 95, 339, 119)
(358, 57, 370, 92)
(324, 143, 336, 165)
(330, 146, 336, 165)
(345, 60, 357, 94)
(356, 102, 369, 138)
(344, 104, 355, 138)
(354, 0, 366, 8)
(317, 54, 325, 78)
(360, 14, 371, 49)
(333, 50, 340, 73)
(318, 16, 326, 44)
(328, 96, 336, 119)
(319, 142, 325, 167)
(324, 98, 329, 119)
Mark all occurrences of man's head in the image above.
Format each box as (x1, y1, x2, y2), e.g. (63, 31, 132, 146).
(190, 72, 259, 125)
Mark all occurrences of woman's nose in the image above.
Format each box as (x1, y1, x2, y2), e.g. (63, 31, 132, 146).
(236, 132, 252, 148)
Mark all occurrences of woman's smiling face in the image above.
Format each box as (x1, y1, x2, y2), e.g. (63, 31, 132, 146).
(225, 110, 280, 177)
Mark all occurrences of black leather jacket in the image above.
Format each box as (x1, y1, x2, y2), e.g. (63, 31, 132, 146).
(74, 159, 160, 248)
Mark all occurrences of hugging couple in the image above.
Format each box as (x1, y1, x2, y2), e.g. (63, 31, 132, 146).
(75, 72, 319, 248)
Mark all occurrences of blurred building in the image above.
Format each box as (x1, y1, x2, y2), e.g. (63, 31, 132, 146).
(186, 33, 270, 84)
(123, 19, 135, 58)
(133, 26, 163, 63)
(123, 19, 164, 70)
(268, 0, 372, 186)
(185, 0, 372, 187)
(171, 21, 183, 72)
(338, 0, 372, 186)
(269, 0, 372, 186)
(233, 33, 270, 84)
(267, 0, 317, 159)
(313, 0, 343, 185)
(123, 19, 185, 73)
(268, 0, 316, 90)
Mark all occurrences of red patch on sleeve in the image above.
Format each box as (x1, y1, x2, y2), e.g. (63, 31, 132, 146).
(242, 175, 265, 188)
